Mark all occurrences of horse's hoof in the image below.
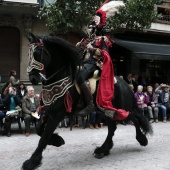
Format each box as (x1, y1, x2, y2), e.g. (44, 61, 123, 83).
(48, 133, 65, 147)
(94, 153, 105, 159)
(136, 134, 148, 146)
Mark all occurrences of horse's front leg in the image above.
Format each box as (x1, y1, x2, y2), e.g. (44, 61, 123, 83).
(36, 115, 65, 147)
(94, 118, 117, 159)
(22, 114, 64, 170)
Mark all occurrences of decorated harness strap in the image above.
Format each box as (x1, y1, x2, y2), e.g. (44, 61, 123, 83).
(42, 76, 73, 106)
(27, 43, 44, 73)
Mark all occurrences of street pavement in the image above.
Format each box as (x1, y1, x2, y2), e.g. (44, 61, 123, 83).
(0, 121, 170, 170)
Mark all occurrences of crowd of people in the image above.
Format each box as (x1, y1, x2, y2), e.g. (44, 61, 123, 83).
(0, 69, 170, 137)
(123, 73, 170, 123)
(0, 70, 40, 137)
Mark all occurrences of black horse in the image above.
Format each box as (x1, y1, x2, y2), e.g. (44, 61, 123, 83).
(22, 33, 153, 170)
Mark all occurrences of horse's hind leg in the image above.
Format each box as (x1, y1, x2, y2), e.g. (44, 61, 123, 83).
(22, 115, 64, 170)
(94, 119, 117, 159)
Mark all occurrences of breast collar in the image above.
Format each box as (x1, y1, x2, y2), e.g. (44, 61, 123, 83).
(42, 76, 73, 106)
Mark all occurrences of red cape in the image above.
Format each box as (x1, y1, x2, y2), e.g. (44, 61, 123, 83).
(96, 50, 129, 120)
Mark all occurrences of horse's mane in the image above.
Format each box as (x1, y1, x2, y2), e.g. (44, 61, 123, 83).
(42, 36, 81, 81)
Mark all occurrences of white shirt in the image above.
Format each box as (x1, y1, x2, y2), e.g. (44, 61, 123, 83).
(30, 97, 35, 103)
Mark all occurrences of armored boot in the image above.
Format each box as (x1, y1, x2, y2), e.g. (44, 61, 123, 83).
(78, 82, 95, 116)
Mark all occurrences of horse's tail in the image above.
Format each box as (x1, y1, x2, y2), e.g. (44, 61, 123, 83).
(129, 110, 153, 135)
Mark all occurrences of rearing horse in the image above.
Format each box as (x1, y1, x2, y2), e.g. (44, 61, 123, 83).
(22, 33, 153, 170)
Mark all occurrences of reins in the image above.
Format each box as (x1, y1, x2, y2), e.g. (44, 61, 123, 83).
(40, 66, 66, 83)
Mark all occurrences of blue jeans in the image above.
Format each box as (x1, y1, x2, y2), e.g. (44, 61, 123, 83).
(89, 112, 101, 124)
(157, 104, 167, 118)
(0, 111, 5, 118)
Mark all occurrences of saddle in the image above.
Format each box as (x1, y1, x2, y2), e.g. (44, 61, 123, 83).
(75, 70, 117, 95)
(75, 70, 100, 95)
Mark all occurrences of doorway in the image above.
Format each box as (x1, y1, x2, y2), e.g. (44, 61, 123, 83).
(0, 27, 20, 83)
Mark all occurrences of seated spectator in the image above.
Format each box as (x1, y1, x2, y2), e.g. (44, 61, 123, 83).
(3, 87, 22, 137)
(134, 85, 147, 115)
(17, 82, 27, 101)
(144, 86, 159, 123)
(155, 84, 170, 123)
(0, 94, 6, 130)
(89, 111, 101, 129)
(22, 86, 40, 137)
(1, 82, 12, 98)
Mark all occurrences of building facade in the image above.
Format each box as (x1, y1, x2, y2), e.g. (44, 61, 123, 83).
(0, 0, 48, 83)
(111, 1, 170, 85)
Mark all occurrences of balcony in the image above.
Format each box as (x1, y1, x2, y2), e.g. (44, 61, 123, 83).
(0, 0, 43, 15)
(148, 3, 170, 33)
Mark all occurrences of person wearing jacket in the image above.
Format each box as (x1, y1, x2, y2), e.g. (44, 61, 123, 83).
(17, 82, 27, 101)
(9, 70, 20, 88)
(0, 94, 6, 130)
(3, 87, 22, 137)
(155, 84, 170, 123)
(134, 85, 147, 116)
(22, 86, 40, 137)
(144, 86, 159, 123)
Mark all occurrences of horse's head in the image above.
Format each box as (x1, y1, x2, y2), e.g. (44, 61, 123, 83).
(26, 33, 81, 85)
(26, 33, 51, 85)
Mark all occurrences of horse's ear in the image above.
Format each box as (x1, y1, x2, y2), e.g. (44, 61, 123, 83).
(26, 32, 37, 43)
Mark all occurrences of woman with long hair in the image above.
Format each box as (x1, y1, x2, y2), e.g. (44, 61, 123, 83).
(9, 70, 20, 88)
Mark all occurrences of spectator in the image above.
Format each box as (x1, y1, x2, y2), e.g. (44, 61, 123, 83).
(134, 85, 147, 115)
(144, 86, 159, 123)
(89, 111, 101, 129)
(154, 82, 159, 90)
(22, 86, 40, 137)
(131, 73, 138, 92)
(1, 82, 12, 98)
(3, 87, 22, 137)
(9, 70, 20, 88)
(138, 72, 149, 91)
(0, 94, 6, 130)
(17, 82, 27, 101)
(124, 73, 132, 84)
(155, 84, 170, 123)
(119, 75, 123, 79)
(129, 84, 134, 93)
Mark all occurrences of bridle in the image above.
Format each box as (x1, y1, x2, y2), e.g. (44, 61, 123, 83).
(27, 41, 74, 106)
(27, 42, 64, 82)
(27, 42, 45, 74)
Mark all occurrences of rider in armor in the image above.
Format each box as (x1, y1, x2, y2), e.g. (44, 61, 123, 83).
(76, 27, 113, 116)
(76, 0, 129, 120)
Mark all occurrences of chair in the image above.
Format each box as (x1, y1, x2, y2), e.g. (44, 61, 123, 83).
(69, 114, 89, 131)
(4, 114, 23, 136)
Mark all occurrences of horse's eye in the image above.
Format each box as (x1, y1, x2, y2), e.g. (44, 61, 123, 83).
(34, 50, 41, 61)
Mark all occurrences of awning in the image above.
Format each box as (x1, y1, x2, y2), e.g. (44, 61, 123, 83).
(113, 38, 170, 60)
